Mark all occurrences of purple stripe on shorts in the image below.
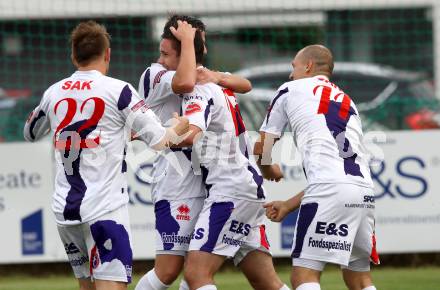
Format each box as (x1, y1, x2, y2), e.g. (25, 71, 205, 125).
(90, 220, 133, 283)
(200, 202, 234, 253)
(155, 200, 180, 250)
(291, 202, 318, 258)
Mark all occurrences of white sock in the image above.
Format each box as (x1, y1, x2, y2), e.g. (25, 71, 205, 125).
(196, 285, 217, 290)
(179, 279, 190, 290)
(296, 282, 321, 290)
(135, 269, 170, 290)
(280, 284, 291, 290)
(362, 286, 377, 290)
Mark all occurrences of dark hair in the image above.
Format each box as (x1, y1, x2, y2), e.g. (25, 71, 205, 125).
(161, 15, 205, 64)
(70, 20, 111, 66)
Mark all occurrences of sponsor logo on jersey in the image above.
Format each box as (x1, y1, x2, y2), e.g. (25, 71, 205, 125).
(131, 100, 148, 113)
(176, 204, 191, 221)
(183, 95, 204, 101)
(184, 102, 202, 115)
(64, 242, 80, 255)
(153, 70, 167, 88)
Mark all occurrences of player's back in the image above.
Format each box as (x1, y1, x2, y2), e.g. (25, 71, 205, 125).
(42, 70, 141, 224)
(138, 63, 205, 202)
(182, 83, 265, 202)
(139, 63, 181, 123)
(264, 75, 373, 188)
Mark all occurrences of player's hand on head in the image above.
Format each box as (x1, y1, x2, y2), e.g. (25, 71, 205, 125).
(263, 201, 289, 222)
(196, 67, 221, 85)
(170, 20, 196, 42)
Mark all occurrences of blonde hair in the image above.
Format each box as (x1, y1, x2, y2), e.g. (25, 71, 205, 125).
(70, 20, 111, 66)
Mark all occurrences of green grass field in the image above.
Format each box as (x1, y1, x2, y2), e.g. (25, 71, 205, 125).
(0, 266, 439, 290)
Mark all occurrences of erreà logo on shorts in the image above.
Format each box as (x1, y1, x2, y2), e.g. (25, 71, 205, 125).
(176, 204, 191, 221)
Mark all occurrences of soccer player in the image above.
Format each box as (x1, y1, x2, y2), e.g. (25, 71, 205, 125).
(135, 15, 254, 290)
(254, 44, 379, 290)
(166, 30, 290, 290)
(23, 21, 189, 290)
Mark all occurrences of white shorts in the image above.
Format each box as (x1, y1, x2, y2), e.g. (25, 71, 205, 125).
(155, 197, 205, 255)
(188, 195, 271, 266)
(57, 205, 133, 283)
(291, 183, 379, 268)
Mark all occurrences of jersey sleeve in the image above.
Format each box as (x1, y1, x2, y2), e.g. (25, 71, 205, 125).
(140, 64, 177, 107)
(118, 83, 167, 148)
(23, 88, 51, 142)
(138, 68, 150, 99)
(181, 90, 212, 132)
(259, 85, 290, 137)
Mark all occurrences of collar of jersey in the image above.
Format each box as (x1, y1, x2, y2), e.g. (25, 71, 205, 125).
(314, 74, 329, 80)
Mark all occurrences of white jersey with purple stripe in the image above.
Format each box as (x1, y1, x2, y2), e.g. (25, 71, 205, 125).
(24, 70, 166, 225)
(182, 84, 265, 202)
(138, 63, 205, 202)
(260, 75, 373, 188)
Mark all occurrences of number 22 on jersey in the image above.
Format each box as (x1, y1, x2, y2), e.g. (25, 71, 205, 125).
(53, 97, 105, 150)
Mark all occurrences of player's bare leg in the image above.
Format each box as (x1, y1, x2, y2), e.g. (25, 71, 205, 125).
(155, 254, 185, 284)
(238, 250, 289, 290)
(342, 269, 375, 290)
(184, 251, 225, 289)
(135, 255, 184, 290)
(290, 266, 321, 290)
(94, 279, 127, 290)
(78, 278, 95, 290)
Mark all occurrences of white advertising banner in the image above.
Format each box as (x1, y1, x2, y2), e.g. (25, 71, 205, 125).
(0, 130, 439, 263)
(263, 130, 440, 256)
(0, 141, 65, 263)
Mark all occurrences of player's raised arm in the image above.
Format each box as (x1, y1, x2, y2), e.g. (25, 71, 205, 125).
(169, 20, 197, 94)
(196, 67, 252, 93)
(23, 91, 51, 142)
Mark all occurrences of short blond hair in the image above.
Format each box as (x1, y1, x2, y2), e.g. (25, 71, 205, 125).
(70, 20, 111, 66)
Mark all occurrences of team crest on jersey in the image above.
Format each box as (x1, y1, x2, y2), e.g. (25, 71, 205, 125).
(184, 102, 202, 115)
(153, 70, 167, 88)
(176, 204, 191, 221)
